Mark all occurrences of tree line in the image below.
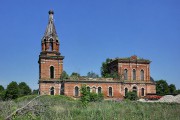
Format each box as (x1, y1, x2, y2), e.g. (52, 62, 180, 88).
(0, 81, 38, 100)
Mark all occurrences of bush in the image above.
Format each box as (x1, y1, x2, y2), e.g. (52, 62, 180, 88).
(80, 84, 104, 107)
(80, 84, 90, 107)
(125, 91, 138, 100)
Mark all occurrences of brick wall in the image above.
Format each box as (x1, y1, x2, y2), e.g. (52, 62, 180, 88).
(39, 59, 63, 79)
(39, 82, 61, 95)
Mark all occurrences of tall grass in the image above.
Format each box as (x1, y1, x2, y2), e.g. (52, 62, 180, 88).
(0, 95, 180, 120)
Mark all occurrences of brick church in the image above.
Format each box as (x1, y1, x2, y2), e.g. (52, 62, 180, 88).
(39, 10, 156, 99)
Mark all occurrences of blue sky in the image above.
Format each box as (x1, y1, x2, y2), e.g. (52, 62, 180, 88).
(0, 0, 180, 90)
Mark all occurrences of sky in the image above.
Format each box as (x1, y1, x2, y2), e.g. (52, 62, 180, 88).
(0, 0, 180, 90)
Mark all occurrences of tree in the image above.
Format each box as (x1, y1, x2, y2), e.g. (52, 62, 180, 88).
(5, 81, 19, 100)
(101, 58, 111, 77)
(168, 84, 176, 94)
(32, 89, 39, 95)
(61, 71, 69, 80)
(0, 85, 5, 100)
(80, 84, 90, 107)
(18, 82, 32, 97)
(70, 72, 80, 80)
(87, 71, 99, 78)
(156, 80, 169, 96)
(100, 58, 122, 79)
(71, 72, 80, 77)
(0, 85, 4, 92)
(175, 89, 180, 94)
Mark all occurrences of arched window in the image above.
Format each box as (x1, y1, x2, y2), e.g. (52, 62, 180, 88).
(125, 88, 128, 96)
(50, 87, 54, 95)
(98, 87, 102, 94)
(140, 70, 144, 81)
(92, 87, 96, 93)
(133, 69, 136, 80)
(133, 86, 137, 94)
(87, 86, 90, 92)
(50, 66, 54, 78)
(124, 69, 128, 80)
(75, 86, 79, 96)
(48, 40, 53, 51)
(141, 88, 145, 96)
(109, 87, 112, 97)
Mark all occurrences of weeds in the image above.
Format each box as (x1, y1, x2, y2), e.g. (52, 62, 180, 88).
(0, 95, 180, 120)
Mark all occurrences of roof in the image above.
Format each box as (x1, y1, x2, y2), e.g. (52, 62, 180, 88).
(42, 10, 59, 41)
(110, 55, 151, 64)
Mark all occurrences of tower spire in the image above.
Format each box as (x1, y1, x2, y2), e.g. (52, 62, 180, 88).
(41, 10, 60, 53)
(43, 10, 58, 41)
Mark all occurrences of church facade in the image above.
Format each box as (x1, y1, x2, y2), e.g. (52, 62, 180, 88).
(38, 11, 156, 99)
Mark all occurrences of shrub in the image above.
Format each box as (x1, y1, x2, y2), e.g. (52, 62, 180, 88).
(80, 84, 90, 107)
(125, 91, 138, 100)
(80, 84, 104, 107)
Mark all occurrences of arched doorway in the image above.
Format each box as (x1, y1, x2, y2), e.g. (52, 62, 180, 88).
(50, 87, 54, 95)
(141, 88, 145, 96)
(132, 86, 137, 95)
(125, 88, 128, 96)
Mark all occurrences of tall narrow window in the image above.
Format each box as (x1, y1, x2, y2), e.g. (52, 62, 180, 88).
(98, 87, 102, 94)
(50, 87, 54, 95)
(109, 87, 112, 97)
(125, 88, 128, 96)
(124, 69, 128, 80)
(140, 70, 144, 81)
(133, 69, 136, 80)
(141, 88, 145, 96)
(48, 42, 53, 51)
(50, 66, 54, 78)
(92, 87, 96, 93)
(75, 86, 79, 96)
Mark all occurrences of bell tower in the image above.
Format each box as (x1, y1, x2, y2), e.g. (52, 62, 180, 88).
(38, 10, 64, 95)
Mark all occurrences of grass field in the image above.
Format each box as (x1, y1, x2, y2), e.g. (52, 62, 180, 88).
(0, 95, 180, 120)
